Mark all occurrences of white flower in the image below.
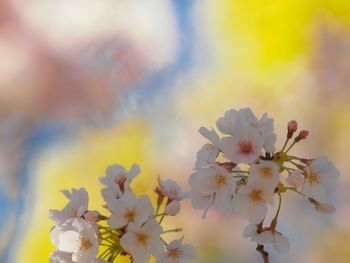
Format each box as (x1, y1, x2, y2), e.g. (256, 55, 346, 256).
(165, 201, 181, 216)
(108, 191, 154, 229)
(50, 251, 73, 263)
(195, 143, 219, 169)
(189, 190, 215, 219)
(286, 170, 303, 188)
(189, 165, 236, 213)
(233, 180, 274, 224)
(100, 164, 140, 201)
(157, 238, 197, 263)
(302, 156, 340, 203)
(221, 125, 264, 164)
(216, 108, 276, 153)
(252, 230, 290, 254)
(58, 219, 99, 263)
(49, 188, 89, 226)
(242, 224, 258, 240)
(157, 178, 187, 202)
(249, 160, 280, 187)
(120, 219, 164, 263)
(198, 127, 221, 148)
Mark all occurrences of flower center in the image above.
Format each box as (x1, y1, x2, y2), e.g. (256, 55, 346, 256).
(239, 141, 253, 154)
(308, 172, 320, 185)
(135, 233, 148, 245)
(260, 167, 272, 178)
(168, 248, 181, 260)
(79, 237, 92, 250)
(249, 189, 262, 202)
(215, 174, 226, 188)
(125, 208, 137, 221)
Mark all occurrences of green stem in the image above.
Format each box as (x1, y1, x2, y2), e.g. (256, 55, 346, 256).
(286, 187, 305, 197)
(272, 193, 282, 224)
(280, 138, 290, 152)
(285, 141, 296, 153)
(162, 228, 182, 234)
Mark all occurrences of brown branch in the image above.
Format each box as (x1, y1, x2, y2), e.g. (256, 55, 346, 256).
(256, 221, 269, 263)
(256, 244, 269, 263)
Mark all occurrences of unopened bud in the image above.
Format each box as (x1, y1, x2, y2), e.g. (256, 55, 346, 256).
(84, 210, 105, 222)
(287, 120, 298, 139)
(295, 130, 309, 142)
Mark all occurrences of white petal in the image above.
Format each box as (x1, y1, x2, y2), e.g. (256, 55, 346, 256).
(58, 231, 80, 253)
(198, 127, 221, 148)
(243, 224, 257, 238)
(165, 201, 181, 216)
(273, 233, 290, 254)
(252, 231, 273, 244)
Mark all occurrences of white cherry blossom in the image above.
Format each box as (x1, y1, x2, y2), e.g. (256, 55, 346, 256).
(216, 108, 276, 153)
(195, 143, 219, 169)
(286, 170, 303, 188)
(157, 238, 197, 263)
(189, 190, 215, 218)
(189, 165, 236, 213)
(49, 188, 89, 226)
(252, 230, 290, 254)
(249, 160, 280, 187)
(100, 164, 140, 201)
(120, 219, 164, 263)
(58, 219, 99, 263)
(221, 125, 264, 164)
(50, 250, 73, 263)
(302, 156, 339, 203)
(108, 191, 154, 229)
(233, 180, 275, 224)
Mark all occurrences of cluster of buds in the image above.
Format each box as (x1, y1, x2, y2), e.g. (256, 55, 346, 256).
(189, 108, 339, 262)
(49, 164, 196, 263)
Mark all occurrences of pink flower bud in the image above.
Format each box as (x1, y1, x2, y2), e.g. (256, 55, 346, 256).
(315, 203, 336, 214)
(84, 210, 101, 222)
(295, 130, 309, 142)
(287, 120, 298, 139)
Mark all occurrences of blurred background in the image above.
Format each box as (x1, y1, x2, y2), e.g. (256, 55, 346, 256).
(0, 0, 350, 262)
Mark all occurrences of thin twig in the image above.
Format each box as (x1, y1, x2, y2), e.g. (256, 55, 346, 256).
(256, 244, 269, 263)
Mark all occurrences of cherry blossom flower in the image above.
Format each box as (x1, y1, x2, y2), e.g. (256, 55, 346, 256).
(249, 160, 280, 187)
(156, 177, 188, 216)
(194, 143, 219, 169)
(189, 165, 236, 214)
(120, 219, 164, 263)
(286, 170, 303, 188)
(242, 224, 258, 240)
(165, 201, 181, 216)
(100, 164, 140, 201)
(189, 190, 215, 218)
(157, 238, 197, 263)
(302, 156, 340, 203)
(252, 230, 290, 254)
(108, 191, 154, 229)
(50, 250, 73, 263)
(233, 180, 275, 224)
(57, 219, 99, 263)
(221, 125, 264, 164)
(49, 188, 89, 226)
(216, 108, 276, 153)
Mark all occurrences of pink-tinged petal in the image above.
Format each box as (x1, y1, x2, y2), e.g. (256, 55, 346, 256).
(315, 203, 336, 213)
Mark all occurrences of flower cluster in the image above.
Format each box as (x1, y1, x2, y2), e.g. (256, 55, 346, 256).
(49, 164, 196, 263)
(189, 108, 339, 261)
